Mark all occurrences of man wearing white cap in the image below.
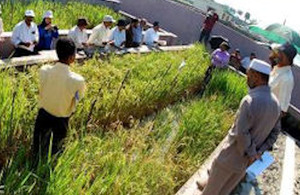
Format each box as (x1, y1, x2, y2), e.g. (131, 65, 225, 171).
(11, 10, 39, 57)
(37, 10, 59, 51)
(85, 15, 114, 56)
(198, 59, 280, 195)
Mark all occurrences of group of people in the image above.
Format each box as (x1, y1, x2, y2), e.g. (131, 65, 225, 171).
(197, 42, 297, 195)
(9, 10, 163, 58)
(211, 41, 257, 74)
(2, 7, 298, 195)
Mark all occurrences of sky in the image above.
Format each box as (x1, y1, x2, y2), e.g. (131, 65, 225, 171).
(214, 0, 299, 32)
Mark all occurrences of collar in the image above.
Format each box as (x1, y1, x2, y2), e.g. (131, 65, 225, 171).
(55, 62, 70, 71)
(22, 21, 33, 28)
(249, 85, 270, 95)
(272, 65, 291, 74)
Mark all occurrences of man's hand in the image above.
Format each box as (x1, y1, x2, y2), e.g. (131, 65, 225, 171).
(45, 24, 53, 31)
(248, 153, 262, 166)
(22, 42, 31, 47)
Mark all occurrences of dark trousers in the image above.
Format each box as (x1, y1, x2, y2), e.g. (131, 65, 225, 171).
(33, 109, 69, 158)
(199, 28, 211, 46)
(12, 47, 38, 58)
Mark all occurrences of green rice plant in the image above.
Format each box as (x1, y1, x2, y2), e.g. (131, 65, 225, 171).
(0, 45, 247, 194)
(4, 70, 245, 194)
(1, 0, 121, 31)
(0, 44, 209, 161)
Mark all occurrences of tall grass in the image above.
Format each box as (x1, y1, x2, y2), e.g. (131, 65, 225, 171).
(0, 42, 248, 193)
(0, 44, 209, 159)
(1, 69, 247, 194)
(1, 0, 121, 31)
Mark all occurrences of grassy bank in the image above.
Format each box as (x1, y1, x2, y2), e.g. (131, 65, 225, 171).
(1, 0, 121, 31)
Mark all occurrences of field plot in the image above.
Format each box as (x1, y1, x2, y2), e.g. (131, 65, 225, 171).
(1, 0, 121, 31)
(0, 54, 247, 194)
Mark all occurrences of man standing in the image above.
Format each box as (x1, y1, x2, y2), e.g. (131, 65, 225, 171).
(11, 10, 39, 57)
(199, 59, 280, 195)
(87, 15, 114, 55)
(269, 43, 296, 115)
(108, 19, 126, 49)
(33, 38, 85, 158)
(199, 10, 218, 46)
(68, 18, 89, 51)
(144, 21, 160, 47)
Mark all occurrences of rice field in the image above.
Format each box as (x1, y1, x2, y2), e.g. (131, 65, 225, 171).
(0, 49, 247, 193)
(0, 0, 121, 31)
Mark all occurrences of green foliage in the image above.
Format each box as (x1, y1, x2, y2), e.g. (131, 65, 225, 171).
(1, 0, 121, 31)
(0, 45, 248, 194)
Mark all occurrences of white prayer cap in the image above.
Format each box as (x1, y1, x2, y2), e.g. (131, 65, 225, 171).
(249, 59, 272, 75)
(43, 10, 54, 19)
(103, 15, 115, 23)
(25, 10, 35, 17)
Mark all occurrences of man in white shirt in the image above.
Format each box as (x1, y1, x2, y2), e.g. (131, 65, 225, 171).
(108, 19, 126, 49)
(33, 38, 85, 158)
(11, 10, 39, 57)
(269, 43, 296, 114)
(144, 21, 160, 46)
(240, 53, 256, 73)
(85, 15, 114, 56)
(68, 18, 89, 51)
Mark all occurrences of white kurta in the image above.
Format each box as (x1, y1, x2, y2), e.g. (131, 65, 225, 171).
(269, 66, 294, 112)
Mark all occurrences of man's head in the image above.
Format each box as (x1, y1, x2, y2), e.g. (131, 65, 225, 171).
(140, 18, 147, 27)
(24, 10, 35, 25)
(250, 52, 256, 60)
(117, 19, 126, 31)
(103, 15, 114, 28)
(220, 41, 230, 51)
(247, 59, 272, 89)
(269, 43, 297, 66)
(153, 21, 160, 32)
(77, 18, 88, 31)
(56, 38, 76, 65)
(235, 48, 240, 54)
(131, 18, 139, 28)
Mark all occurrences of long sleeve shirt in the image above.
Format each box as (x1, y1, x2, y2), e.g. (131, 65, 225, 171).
(11, 21, 39, 49)
(216, 86, 280, 172)
(109, 27, 126, 47)
(68, 26, 88, 49)
(211, 48, 230, 68)
(143, 28, 159, 46)
(39, 62, 86, 117)
(88, 23, 111, 46)
(37, 25, 59, 50)
(269, 65, 294, 112)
